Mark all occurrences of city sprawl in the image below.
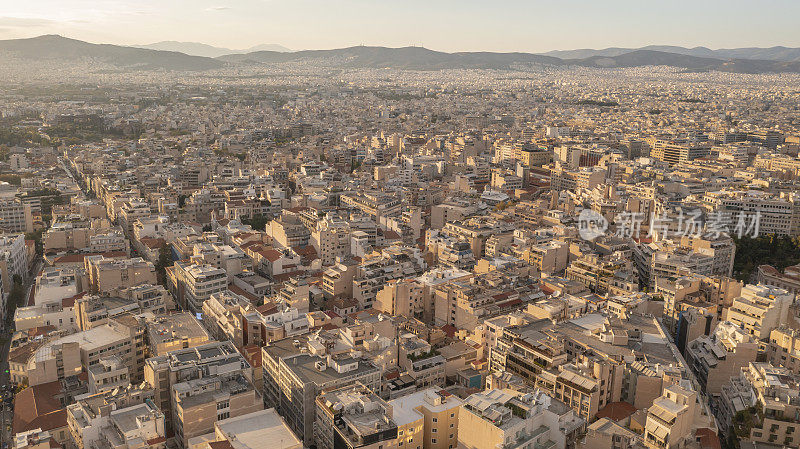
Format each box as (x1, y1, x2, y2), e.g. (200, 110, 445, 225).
(3, 42, 800, 449)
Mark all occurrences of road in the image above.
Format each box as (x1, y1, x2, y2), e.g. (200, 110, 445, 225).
(0, 254, 42, 449)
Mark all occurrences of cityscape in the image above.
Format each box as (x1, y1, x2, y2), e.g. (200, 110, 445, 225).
(2, 3, 800, 449)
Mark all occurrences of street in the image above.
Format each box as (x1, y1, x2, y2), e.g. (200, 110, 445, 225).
(0, 254, 42, 449)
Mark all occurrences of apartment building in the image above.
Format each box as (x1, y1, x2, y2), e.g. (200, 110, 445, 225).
(143, 341, 258, 447)
(647, 139, 710, 166)
(376, 279, 425, 319)
(26, 317, 145, 386)
(118, 199, 153, 235)
(85, 256, 157, 295)
(441, 218, 515, 259)
(268, 211, 311, 249)
(196, 409, 302, 449)
(0, 233, 27, 285)
(201, 290, 255, 345)
(74, 290, 169, 330)
(757, 263, 800, 295)
(261, 336, 382, 444)
(767, 326, 800, 375)
(322, 258, 358, 299)
(458, 389, 584, 449)
(166, 261, 228, 313)
(66, 385, 158, 449)
(315, 384, 398, 449)
(44, 218, 127, 253)
(643, 384, 701, 449)
(173, 373, 262, 448)
(14, 300, 77, 332)
(719, 363, 800, 447)
(146, 312, 210, 356)
(725, 284, 792, 340)
(565, 253, 638, 295)
(701, 190, 800, 237)
(86, 355, 129, 394)
(550, 166, 607, 191)
(524, 241, 569, 274)
(340, 191, 402, 220)
(0, 198, 34, 233)
(1, 233, 27, 321)
(387, 389, 463, 449)
(685, 321, 758, 394)
(189, 241, 252, 279)
(351, 246, 427, 309)
(239, 304, 309, 347)
(433, 272, 542, 330)
(311, 217, 352, 266)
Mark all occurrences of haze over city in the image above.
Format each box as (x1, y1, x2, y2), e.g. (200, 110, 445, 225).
(2, 0, 800, 52)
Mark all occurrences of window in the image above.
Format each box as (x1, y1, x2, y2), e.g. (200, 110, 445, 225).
(432, 429, 437, 433)
(432, 418, 438, 423)
(432, 439, 437, 444)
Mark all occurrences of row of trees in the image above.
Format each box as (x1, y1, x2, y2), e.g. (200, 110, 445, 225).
(4, 274, 24, 326)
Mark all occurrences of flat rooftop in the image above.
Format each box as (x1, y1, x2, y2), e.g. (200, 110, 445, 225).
(216, 409, 302, 449)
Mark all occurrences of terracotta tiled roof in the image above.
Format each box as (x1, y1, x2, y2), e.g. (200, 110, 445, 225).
(13, 381, 64, 434)
(595, 401, 636, 421)
(62, 291, 87, 308)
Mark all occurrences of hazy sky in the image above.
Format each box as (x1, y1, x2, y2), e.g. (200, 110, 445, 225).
(2, 0, 800, 52)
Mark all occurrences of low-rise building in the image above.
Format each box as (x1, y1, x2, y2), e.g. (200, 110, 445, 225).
(315, 384, 398, 449)
(458, 389, 584, 449)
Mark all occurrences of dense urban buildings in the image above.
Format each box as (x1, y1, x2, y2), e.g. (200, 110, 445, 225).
(3, 21, 800, 449)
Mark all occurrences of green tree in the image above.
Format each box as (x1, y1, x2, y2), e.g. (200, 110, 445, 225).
(154, 245, 174, 286)
(25, 230, 44, 256)
(733, 235, 800, 281)
(241, 214, 270, 231)
(4, 275, 25, 324)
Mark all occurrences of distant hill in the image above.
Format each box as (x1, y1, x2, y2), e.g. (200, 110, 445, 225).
(218, 46, 800, 73)
(545, 45, 800, 62)
(0, 35, 223, 71)
(137, 41, 290, 58)
(217, 46, 561, 69)
(243, 43, 292, 53)
(2, 35, 800, 74)
(565, 50, 800, 73)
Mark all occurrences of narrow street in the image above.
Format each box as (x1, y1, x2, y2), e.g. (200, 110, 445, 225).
(0, 244, 43, 449)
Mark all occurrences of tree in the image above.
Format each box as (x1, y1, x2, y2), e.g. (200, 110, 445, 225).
(178, 195, 188, 209)
(733, 235, 800, 282)
(202, 224, 213, 232)
(4, 275, 25, 324)
(154, 245, 174, 286)
(241, 214, 270, 231)
(25, 230, 44, 256)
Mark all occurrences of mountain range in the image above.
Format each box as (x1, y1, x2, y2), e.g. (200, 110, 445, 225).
(2, 35, 800, 73)
(136, 41, 291, 58)
(543, 45, 800, 62)
(0, 35, 223, 71)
